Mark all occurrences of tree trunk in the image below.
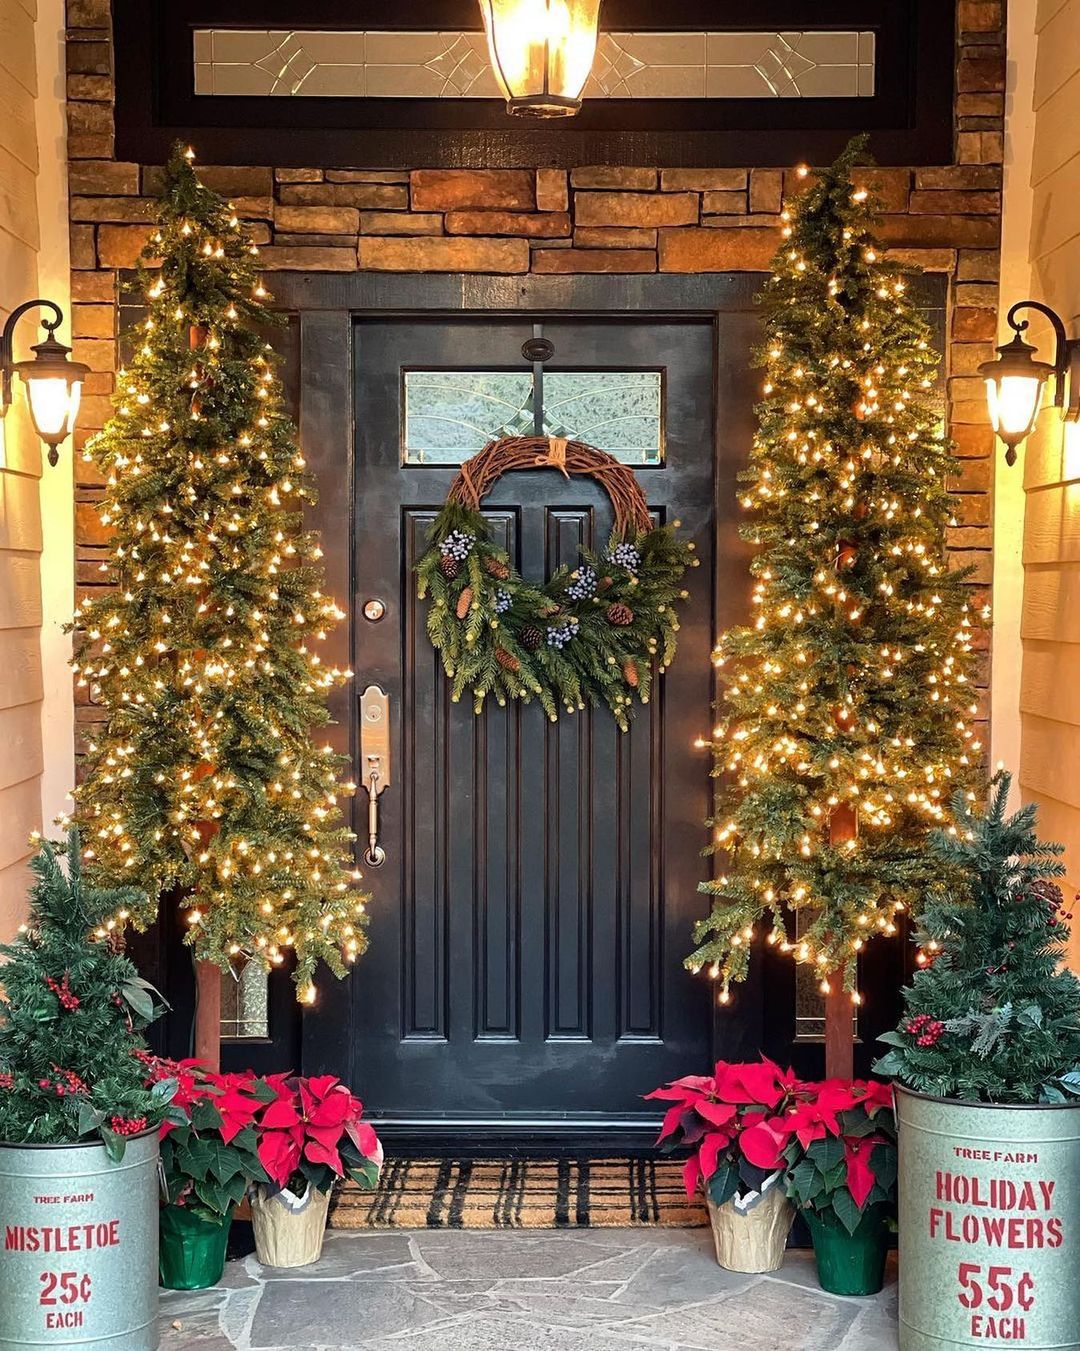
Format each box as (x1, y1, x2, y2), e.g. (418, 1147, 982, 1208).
(194, 960, 222, 1071)
(824, 966, 854, 1079)
(826, 802, 858, 1079)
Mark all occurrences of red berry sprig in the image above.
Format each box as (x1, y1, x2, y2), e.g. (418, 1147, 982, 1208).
(0, 1072, 14, 1091)
(904, 1013, 945, 1047)
(109, 1115, 148, 1137)
(37, 1066, 90, 1098)
(45, 973, 80, 1011)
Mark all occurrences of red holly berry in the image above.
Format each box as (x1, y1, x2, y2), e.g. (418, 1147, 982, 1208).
(0, 1072, 14, 1091)
(45, 973, 80, 1012)
(108, 1115, 148, 1137)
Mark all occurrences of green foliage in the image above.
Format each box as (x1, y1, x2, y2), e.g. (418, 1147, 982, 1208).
(875, 772, 1080, 1103)
(688, 136, 982, 991)
(70, 144, 368, 994)
(783, 1105, 897, 1236)
(416, 499, 695, 730)
(159, 1117, 266, 1224)
(0, 832, 172, 1158)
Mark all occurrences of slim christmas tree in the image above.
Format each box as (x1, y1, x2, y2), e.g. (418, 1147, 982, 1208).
(688, 140, 983, 1035)
(72, 146, 366, 1002)
(0, 832, 172, 1158)
(875, 773, 1080, 1103)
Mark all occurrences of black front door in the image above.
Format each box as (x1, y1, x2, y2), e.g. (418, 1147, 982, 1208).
(336, 313, 722, 1139)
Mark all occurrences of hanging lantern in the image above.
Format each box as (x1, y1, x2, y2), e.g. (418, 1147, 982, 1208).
(478, 0, 602, 118)
(979, 299, 1080, 466)
(0, 300, 88, 466)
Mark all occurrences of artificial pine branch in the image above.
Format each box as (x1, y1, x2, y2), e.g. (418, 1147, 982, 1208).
(875, 773, 1080, 1103)
(0, 832, 173, 1156)
(70, 144, 368, 997)
(688, 137, 983, 995)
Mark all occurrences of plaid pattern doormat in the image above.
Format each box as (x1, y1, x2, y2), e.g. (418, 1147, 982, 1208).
(330, 1157, 708, 1230)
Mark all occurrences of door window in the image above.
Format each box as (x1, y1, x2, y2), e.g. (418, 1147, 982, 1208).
(402, 368, 664, 465)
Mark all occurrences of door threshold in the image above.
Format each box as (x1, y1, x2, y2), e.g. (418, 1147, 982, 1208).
(373, 1114, 666, 1157)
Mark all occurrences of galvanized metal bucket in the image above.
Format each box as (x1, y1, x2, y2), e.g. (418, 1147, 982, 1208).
(0, 1130, 159, 1351)
(896, 1086, 1080, 1350)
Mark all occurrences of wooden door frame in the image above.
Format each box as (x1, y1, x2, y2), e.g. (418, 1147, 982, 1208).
(263, 271, 762, 1140)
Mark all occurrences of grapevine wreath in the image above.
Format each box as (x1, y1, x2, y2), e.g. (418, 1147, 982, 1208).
(416, 435, 697, 729)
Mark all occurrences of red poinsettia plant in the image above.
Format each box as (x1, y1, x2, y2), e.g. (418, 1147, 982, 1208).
(773, 1079, 897, 1235)
(252, 1073, 383, 1200)
(151, 1057, 268, 1225)
(645, 1057, 801, 1207)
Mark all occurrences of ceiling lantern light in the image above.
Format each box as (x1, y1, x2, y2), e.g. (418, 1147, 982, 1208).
(980, 300, 1080, 465)
(479, 0, 602, 118)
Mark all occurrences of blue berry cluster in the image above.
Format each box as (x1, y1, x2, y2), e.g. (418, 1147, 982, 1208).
(565, 566, 597, 601)
(494, 588, 512, 614)
(607, 542, 641, 574)
(546, 621, 577, 650)
(439, 529, 475, 561)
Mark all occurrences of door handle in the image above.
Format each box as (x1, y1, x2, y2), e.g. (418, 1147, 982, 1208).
(360, 685, 391, 868)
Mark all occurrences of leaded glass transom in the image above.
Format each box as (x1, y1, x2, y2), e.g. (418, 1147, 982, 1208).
(402, 369, 663, 465)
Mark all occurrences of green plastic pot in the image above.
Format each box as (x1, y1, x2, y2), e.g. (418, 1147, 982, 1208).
(805, 1203, 890, 1296)
(159, 1204, 232, 1290)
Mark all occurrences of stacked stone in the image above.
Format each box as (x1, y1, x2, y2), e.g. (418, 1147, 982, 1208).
(65, 0, 1004, 761)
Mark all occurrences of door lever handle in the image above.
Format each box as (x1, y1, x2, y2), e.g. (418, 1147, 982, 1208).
(360, 685, 391, 869)
(365, 758, 386, 868)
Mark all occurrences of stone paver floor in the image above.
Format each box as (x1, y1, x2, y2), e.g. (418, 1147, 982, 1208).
(159, 1227, 898, 1350)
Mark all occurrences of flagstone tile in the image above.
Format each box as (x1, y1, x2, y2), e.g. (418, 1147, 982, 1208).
(615, 1280, 859, 1351)
(611, 1242, 758, 1306)
(252, 1231, 417, 1280)
(249, 1279, 448, 1345)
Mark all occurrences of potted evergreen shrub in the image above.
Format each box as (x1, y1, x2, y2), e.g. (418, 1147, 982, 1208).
(0, 832, 173, 1351)
(647, 1058, 800, 1272)
(874, 773, 1080, 1348)
(249, 1073, 383, 1268)
(157, 1062, 267, 1289)
(777, 1080, 897, 1296)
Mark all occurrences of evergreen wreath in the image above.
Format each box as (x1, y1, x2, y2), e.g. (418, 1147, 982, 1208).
(416, 436, 697, 729)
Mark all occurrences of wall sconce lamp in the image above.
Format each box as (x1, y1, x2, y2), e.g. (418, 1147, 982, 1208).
(979, 301, 1080, 466)
(478, 0, 602, 117)
(0, 299, 88, 466)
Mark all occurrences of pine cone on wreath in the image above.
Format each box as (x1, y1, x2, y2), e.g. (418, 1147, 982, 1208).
(521, 625, 544, 652)
(438, 554, 460, 581)
(485, 557, 511, 580)
(623, 659, 639, 688)
(606, 602, 634, 627)
(456, 587, 474, 620)
(495, 646, 521, 673)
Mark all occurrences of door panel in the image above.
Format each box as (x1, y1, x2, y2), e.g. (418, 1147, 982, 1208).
(347, 315, 716, 1132)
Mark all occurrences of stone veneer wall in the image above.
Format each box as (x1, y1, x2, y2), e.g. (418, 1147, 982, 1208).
(66, 0, 1005, 755)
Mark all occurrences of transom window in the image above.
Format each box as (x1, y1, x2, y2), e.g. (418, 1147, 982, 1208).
(194, 29, 876, 100)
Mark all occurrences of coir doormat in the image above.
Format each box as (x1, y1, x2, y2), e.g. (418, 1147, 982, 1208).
(329, 1157, 708, 1230)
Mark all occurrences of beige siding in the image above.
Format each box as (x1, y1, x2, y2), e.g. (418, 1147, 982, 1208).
(1019, 0, 1080, 970)
(0, 1, 43, 940)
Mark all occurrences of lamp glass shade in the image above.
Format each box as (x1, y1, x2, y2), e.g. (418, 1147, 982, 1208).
(14, 333, 89, 448)
(985, 373, 1043, 444)
(479, 0, 601, 116)
(25, 374, 81, 444)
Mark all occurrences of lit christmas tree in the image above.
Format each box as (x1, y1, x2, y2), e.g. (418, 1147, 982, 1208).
(688, 139, 983, 1009)
(72, 146, 366, 1000)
